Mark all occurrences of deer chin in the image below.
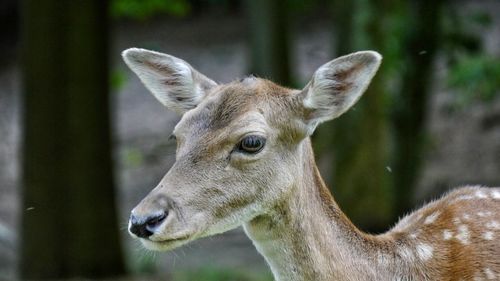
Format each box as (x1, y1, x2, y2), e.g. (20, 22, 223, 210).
(137, 213, 240, 252)
(139, 232, 196, 251)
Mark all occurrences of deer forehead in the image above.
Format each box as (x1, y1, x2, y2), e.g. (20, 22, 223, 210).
(173, 79, 295, 141)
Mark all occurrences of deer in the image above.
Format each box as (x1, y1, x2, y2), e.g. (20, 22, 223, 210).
(122, 48, 500, 281)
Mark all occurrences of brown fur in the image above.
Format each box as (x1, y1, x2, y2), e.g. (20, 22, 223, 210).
(124, 49, 499, 281)
(206, 80, 500, 280)
(170, 78, 500, 280)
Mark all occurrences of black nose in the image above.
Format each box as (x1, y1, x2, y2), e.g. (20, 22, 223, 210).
(129, 211, 168, 238)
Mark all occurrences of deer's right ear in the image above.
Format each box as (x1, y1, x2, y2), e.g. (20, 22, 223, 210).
(122, 48, 217, 115)
(296, 51, 382, 135)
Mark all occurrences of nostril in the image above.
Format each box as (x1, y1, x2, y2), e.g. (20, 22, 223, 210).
(129, 211, 169, 238)
(145, 211, 168, 232)
(129, 218, 152, 238)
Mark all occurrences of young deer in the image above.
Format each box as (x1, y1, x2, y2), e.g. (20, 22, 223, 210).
(123, 48, 500, 281)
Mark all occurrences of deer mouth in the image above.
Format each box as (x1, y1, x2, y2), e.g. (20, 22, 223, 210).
(141, 234, 194, 251)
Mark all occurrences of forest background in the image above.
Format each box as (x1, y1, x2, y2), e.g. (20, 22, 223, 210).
(0, 0, 499, 280)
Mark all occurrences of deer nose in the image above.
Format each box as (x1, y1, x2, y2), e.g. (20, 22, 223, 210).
(129, 211, 168, 238)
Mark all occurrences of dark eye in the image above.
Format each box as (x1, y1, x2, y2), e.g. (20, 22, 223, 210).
(238, 135, 266, 154)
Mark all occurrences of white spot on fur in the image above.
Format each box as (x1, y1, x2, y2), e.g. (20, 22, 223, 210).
(486, 220, 499, 230)
(452, 217, 462, 225)
(475, 190, 488, 199)
(463, 214, 471, 220)
(456, 195, 475, 201)
(482, 231, 494, 240)
(409, 229, 421, 239)
(416, 243, 433, 261)
(455, 225, 470, 245)
(397, 246, 414, 262)
(443, 230, 453, 240)
(477, 211, 494, 218)
(424, 211, 440, 225)
(484, 268, 495, 280)
(394, 213, 423, 230)
(492, 190, 500, 199)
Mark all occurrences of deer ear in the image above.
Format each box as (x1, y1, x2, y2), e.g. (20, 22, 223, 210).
(122, 48, 217, 115)
(299, 51, 382, 134)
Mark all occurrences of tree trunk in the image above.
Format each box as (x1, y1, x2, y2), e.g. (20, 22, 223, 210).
(244, 0, 291, 86)
(315, 0, 394, 232)
(391, 0, 444, 216)
(20, 0, 125, 278)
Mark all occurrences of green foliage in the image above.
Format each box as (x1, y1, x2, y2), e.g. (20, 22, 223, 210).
(111, 69, 127, 91)
(469, 11, 492, 27)
(111, 0, 191, 20)
(448, 55, 500, 105)
(172, 267, 273, 281)
(123, 147, 144, 168)
(441, 6, 483, 57)
(441, 5, 499, 106)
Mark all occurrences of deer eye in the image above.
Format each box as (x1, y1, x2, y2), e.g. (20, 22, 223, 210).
(238, 135, 266, 154)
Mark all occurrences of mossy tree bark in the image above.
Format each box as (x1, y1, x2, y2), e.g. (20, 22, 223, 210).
(391, 0, 444, 217)
(315, 0, 445, 230)
(20, 0, 125, 278)
(314, 0, 397, 232)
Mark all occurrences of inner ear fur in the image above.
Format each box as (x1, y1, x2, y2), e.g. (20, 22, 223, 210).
(299, 51, 382, 132)
(122, 48, 217, 115)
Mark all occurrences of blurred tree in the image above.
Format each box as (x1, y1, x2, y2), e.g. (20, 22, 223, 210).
(391, 0, 445, 216)
(244, 0, 291, 86)
(314, 0, 397, 232)
(20, 0, 125, 279)
(316, 0, 448, 228)
(0, 0, 18, 62)
(190, 0, 241, 16)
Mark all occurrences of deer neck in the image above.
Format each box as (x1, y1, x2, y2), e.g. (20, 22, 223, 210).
(243, 138, 388, 281)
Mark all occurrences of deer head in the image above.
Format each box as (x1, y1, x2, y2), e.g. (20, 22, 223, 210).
(122, 48, 381, 251)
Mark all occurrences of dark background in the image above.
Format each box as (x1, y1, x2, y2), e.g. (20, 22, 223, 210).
(0, 0, 499, 280)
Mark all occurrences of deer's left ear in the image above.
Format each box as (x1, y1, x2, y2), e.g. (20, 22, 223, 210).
(122, 48, 217, 115)
(298, 51, 382, 134)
